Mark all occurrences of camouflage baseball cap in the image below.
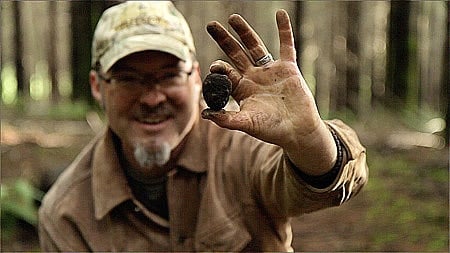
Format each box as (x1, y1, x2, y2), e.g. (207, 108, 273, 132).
(91, 1, 196, 72)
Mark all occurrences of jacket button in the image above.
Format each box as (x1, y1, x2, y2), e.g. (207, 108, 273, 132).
(134, 206, 141, 212)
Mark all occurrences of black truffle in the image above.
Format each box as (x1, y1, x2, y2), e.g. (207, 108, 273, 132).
(202, 73, 232, 110)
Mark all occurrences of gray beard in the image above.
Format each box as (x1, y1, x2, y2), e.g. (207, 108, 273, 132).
(133, 141, 171, 168)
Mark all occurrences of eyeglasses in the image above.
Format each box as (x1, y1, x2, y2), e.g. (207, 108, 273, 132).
(98, 68, 193, 90)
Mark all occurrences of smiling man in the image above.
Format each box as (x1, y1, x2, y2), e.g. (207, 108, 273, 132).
(38, 1, 368, 251)
(93, 50, 201, 179)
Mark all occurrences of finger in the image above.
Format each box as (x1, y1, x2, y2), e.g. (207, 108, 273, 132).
(210, 60, 249, 102)
(228, 14, 270, 64)
(276, 10, 296, 62)
(210, 60, 242, 85)
(207, 21, 253, 72)
(201, 109, 252, 133)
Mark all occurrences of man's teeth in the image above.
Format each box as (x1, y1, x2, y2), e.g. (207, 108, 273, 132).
(139, 117, 167, 124)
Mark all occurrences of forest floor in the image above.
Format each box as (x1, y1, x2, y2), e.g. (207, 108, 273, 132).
(1, 104, 448, 252)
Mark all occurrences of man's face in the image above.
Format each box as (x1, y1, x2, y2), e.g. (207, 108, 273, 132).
(94, 51, 201, 170)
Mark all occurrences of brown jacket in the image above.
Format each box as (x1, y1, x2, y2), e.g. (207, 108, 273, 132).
(38, 117, 368, 252)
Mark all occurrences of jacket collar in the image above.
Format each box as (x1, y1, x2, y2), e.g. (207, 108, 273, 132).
(176, 117, 208, 173)
(92, 128, 132, 220)
(92, 118, 209, 220)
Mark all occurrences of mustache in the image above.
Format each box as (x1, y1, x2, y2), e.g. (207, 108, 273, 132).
(133, 103, 175, 119)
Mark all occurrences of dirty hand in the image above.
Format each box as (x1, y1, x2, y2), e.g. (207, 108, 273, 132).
(202, 10, 337, 175)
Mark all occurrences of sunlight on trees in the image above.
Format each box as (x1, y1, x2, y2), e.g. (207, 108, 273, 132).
(29, 61, 50, 101)
(1, 64, 18, 105)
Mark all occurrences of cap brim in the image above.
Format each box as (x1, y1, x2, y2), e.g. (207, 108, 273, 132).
(100, 34, 191, 72)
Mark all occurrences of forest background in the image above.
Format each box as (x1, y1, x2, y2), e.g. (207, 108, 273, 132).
(1, 1, 448, 252)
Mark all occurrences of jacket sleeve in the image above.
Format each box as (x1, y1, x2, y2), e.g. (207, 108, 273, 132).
(250, 119, 368, 217)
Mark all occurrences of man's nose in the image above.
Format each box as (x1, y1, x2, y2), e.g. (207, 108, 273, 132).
(139, 85, 167, 107)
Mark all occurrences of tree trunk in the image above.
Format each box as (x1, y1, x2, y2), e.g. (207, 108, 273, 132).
(70, 1, 121, 104)
(346, 2, 360, 114)
(314, 2, 334, 118)
(13, 1, 26, 98)
(293, 1, 303, 65)
(48, 1, 59, 104)
(332, 2, 348, 112)
(386, 1, 411, 107)
(70, 1, 93, 103)
(445, 1, 449, 143)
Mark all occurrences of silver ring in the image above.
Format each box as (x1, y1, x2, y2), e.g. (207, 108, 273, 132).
(254, 53, 273, 66)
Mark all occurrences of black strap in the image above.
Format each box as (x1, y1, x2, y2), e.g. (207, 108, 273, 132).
(292, 128, 346, 189)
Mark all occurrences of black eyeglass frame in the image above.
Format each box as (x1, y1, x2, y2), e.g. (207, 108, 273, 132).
(96, 68, 194, 87)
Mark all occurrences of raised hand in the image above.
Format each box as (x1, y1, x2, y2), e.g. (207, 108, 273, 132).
(203, 10, 337, 175)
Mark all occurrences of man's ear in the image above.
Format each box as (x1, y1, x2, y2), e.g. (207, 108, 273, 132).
(89, 70, 103, 103)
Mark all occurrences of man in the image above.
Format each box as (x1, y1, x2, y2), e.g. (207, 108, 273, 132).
(39, 1, 368, 251)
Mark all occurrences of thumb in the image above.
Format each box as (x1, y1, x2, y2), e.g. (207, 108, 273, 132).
(201, 109, 251, 132)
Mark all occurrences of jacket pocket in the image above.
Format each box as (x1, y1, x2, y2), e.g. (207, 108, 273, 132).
(194, 212, 251, 252)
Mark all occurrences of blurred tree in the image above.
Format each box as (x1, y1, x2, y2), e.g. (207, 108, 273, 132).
(70, 1, 94, 103)
(70, 1, 121, 104)
(386, 1, 411, 107)
(445, 2, 449, 142)
(314, 2, 334, 117)
(333, 2, 349, 112)
(13, 1, 26, 98)
(1, 0, 446, 123)
(48, 1, 59, 104)
(293, 1, 304, 64)
(346, 2, 360, 114)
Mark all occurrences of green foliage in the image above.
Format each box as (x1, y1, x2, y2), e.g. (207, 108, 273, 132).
(1, 179, 44, 239)
(365, 147, 448, 251)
